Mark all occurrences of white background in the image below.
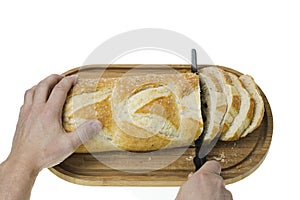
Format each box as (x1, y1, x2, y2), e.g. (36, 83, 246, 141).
(0, 0, 299, 199)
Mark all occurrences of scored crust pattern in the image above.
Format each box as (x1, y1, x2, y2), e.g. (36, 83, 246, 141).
(63, 73, 203, 152)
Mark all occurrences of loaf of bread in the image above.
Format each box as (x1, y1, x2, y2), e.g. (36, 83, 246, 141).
(62, 66, 265, 153)
(63, 73, 204, 153)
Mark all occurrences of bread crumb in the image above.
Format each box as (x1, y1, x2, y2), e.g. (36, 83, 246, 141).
(212, 152, 226, 162)
(220, 152, 226, 159)
(186, 156, 193, 161)
(236, 164, 242, 169)
(148, 157, 152, 161)
(212, 156, 222, 161)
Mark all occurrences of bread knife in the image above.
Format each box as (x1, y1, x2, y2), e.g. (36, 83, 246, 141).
(191, 49, 207, 171)
(192, 49, 223, 171)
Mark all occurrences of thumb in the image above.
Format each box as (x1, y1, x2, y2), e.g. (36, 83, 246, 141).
(68, 120, 102, 150)
(198, 160, 222, 175)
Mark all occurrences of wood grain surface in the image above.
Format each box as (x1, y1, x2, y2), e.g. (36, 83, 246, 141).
(49, 64, 273, 186)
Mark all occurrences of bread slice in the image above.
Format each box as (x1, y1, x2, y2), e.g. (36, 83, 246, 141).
(220, 72, 255, 141)
(199, 73, 227, 144)
(239, 75, 264, 137)
(200, 67, 241, 136)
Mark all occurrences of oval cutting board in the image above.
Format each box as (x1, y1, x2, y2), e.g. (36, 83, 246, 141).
(49, 64, 273, 186)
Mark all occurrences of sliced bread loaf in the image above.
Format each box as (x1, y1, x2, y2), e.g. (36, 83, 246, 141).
(200, 67, 241, 136)
(199, 73, 227, 144)
(239, 75, 264, 137)
(220, 72, 255, 141)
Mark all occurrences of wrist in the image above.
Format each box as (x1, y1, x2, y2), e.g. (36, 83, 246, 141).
(4, 155, 40, 178)
(0, 156, 39, 200)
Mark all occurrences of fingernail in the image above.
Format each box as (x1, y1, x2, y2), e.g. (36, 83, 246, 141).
(70, 74, 79, 85)
(90, 120, 102, 132)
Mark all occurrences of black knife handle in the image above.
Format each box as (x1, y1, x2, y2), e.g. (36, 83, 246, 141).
(193, 156, 206, 171)
(193, 131, 206, 171)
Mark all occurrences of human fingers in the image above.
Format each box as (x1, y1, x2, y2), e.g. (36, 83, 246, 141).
(18, 85, 37, 120)
(47, 75, 78, 115)
(33, 74, 64, 103)
(66, 120, 102, 152)
(198, 160, 222, 175)
(23, 85, 36, 107)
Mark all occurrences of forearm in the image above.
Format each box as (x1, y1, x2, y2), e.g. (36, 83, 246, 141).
(0, 158, 39, 200)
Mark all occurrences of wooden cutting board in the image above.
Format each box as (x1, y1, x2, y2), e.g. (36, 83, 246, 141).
(49, 64, 273, 186)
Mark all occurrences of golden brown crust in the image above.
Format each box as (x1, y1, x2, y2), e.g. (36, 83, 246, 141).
(232, 95, 241, 113)
(225, 132, 239, 141)
(68, 78, 117, 97)
(221, 94, 241, 135)
(247, 98, 255, 120)
(135, 95, 180, 129)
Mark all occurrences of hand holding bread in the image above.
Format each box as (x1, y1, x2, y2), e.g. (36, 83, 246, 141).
(8, 74, 102, 171)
